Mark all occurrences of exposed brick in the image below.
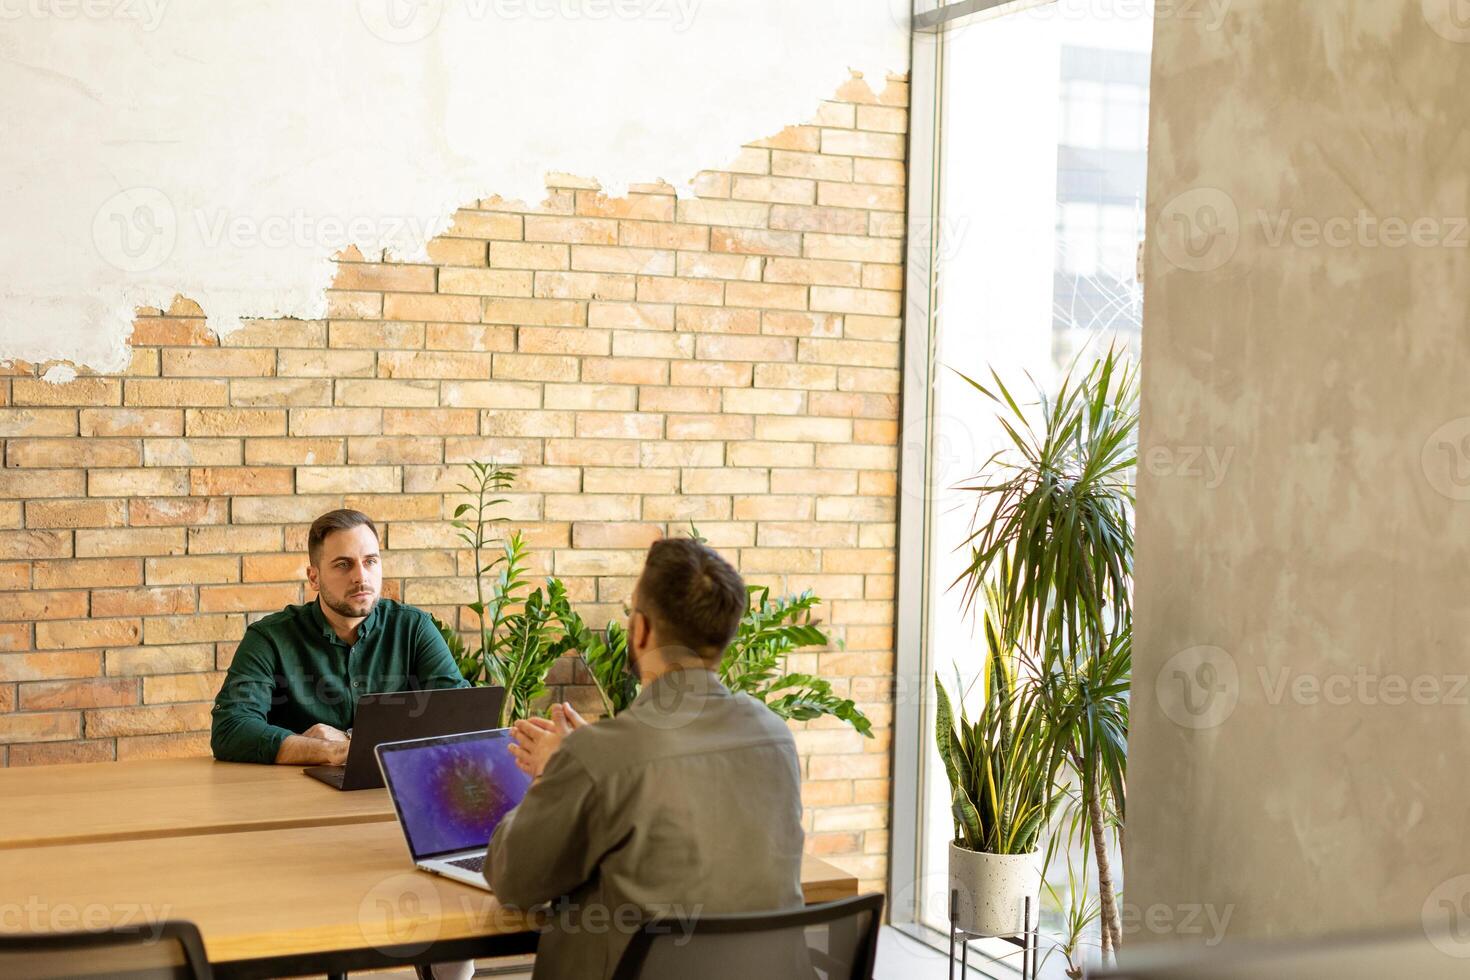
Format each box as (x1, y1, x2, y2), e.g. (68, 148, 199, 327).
(35, 618, 141, 650)
(142, 614, 246, 646)
(0, 591, 89, 622)
(382, 408, 479, 436)
(241, 553, 309, 583)
(289, 408, 383, 437)
(142, 671, 226, 704)
(13, 378, 120, 407)
(445, 209, 522, 240)
(0, 469, 88, 498)
(185, 526, 282, 555)
(128, 317, 217, 347)
(0, 408, 79, 436)
(483, 298, 586, 327)
(78, 408, 182, 437)
(490, 242, 570, 270)
(162, 348, 274, 378)
(124, 379, 229, 407)
(87, 468, 188, 498)
(84, 703, 212, 738)
(234, 495, 344, 528)
(189, 467, 294, 497)
(0, 530, 70, 560)
(619, 222, 709, 251)
(199, 583, 303, 613)
(144, 439, 243, 468)
(221, 319, 327, 349)
(143, 556, 239, 586)
(20, 678, 138, 710)
(9, 739, 116, 766)
(332, 263, 436, 293)
(523, 216, 618, 245)
(184, 409, 286, 437)
(580, 358, 667, 386)
(229, 378, 333, 407)
(91, 587, 195, 617)
(325, 290, 383, 319)
(0, 712, 81, 745)
(438, 268, 535, 297)
(0, 563, 29, 591)
(33, 558, 141, 590)
(105, 644, 215, 676)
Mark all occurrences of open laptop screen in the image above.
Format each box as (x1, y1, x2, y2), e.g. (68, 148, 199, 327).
(376, 729, 533, 861)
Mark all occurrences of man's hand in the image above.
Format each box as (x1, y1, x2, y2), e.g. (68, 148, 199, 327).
(303, 723, 349, 742)
(508, 702, 587, 779)
(274, 725, 351, 766)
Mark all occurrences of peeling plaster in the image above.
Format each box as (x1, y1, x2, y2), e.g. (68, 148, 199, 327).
(0, 0, 909, 372)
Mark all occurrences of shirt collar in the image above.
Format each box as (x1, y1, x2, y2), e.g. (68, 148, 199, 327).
(309, 596, 383, 645)
(632, 666, 729, 708)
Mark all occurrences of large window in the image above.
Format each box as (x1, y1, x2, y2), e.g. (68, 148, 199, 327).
(893, 0, 1152, 968)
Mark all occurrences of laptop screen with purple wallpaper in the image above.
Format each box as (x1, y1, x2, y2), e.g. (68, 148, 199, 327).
(376, 729, 533, 861)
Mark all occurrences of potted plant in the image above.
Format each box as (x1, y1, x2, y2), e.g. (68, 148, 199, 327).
(935, 608, 1055, 938)
(952, 348, 1137, 962)
(559, 528, 874, 737)
(432, 461, 576, 727)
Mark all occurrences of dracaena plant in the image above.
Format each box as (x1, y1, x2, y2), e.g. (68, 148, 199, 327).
(952, 347, 1137, 961)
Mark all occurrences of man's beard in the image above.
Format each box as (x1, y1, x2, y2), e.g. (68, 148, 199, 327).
(322, 587, 378, 619)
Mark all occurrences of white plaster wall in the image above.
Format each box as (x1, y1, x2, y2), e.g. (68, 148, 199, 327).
(0, 0, 909, 370)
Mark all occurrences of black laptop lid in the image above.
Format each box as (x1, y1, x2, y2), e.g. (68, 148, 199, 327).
(332, 685, 506, 790)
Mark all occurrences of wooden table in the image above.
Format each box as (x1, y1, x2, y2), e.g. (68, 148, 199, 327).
(0, 757, 396, 850)
(0, 799, 860, 978)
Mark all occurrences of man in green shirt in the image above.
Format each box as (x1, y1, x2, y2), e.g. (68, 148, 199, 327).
(210, 509, 468, 766)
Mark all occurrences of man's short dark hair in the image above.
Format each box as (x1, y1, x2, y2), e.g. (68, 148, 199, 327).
(308, 509, 379, 566)
(636, 538, 747, 662)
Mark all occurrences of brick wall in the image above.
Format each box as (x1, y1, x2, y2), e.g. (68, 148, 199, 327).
(0, 72, 906, 891)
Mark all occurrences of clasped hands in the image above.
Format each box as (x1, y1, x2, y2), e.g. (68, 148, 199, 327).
(508, 702, 587, 779)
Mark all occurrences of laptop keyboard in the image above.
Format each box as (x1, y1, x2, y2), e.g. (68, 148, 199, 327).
(447, 854, 486, 874)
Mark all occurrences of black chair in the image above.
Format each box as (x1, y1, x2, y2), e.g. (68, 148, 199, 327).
(611, 893, 885, 980)
(0, 920, 213, 980)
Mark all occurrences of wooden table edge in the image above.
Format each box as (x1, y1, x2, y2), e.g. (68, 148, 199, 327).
(0, 810, 398, 851)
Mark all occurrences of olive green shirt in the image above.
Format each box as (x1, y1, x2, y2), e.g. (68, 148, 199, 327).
(487, 670, 806, 980)
(210, 597, 468, 764)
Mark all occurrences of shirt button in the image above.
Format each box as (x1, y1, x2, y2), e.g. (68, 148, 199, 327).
(352, 681, 360, 689)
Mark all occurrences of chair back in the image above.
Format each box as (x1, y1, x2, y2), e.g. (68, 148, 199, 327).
(0, 920, 213, 980)
(612, 893, 884, 980)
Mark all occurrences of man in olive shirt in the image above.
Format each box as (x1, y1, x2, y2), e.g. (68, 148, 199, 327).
(210, 509, 468, 765)
(487, 538, 806, 980)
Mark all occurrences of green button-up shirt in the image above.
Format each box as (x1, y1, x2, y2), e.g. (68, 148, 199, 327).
(210, 597, 468, 764)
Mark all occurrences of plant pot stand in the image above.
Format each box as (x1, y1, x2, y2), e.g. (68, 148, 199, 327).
(948, 888, 1038, 980)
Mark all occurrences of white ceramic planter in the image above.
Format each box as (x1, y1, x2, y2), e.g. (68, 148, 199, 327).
(948, 842, 1040, 938)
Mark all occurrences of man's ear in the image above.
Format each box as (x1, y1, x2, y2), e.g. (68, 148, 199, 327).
(305, 562, 318, 592)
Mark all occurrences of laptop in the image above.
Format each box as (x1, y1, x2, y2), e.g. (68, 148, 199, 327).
(375, 728, 532, 890)
(302, 685, 506, 791)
